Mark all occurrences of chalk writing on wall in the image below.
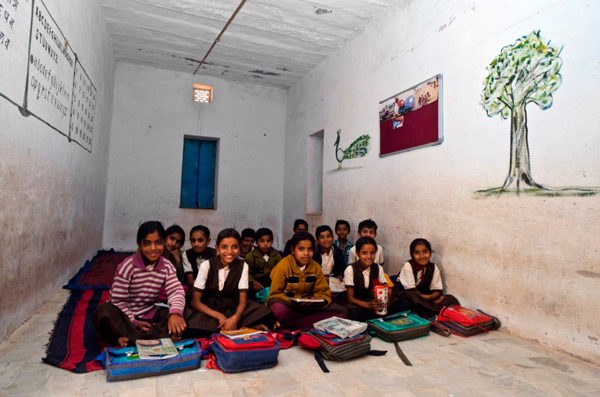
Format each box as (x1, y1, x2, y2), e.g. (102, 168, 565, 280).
(70, 59, 96, 152)
(26, 1, 75, 134)
(0, 0, 96, 153)
(0, 0, 32, 106)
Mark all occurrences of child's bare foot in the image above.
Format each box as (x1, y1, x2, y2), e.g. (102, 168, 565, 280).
(272, 321, 281, 331)
(117, 337, 129, 348)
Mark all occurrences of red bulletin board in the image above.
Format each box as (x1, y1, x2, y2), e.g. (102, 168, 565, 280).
(379, 74, 443, 157)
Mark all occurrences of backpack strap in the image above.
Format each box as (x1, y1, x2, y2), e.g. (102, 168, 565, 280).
(393, 341, 412, 366)
(429, 319, 451, 337)
(313, 350, 330, 373)
(367, 350, 387, 356)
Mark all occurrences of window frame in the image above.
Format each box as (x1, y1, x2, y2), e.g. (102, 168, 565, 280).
(179, 135, 219, 210)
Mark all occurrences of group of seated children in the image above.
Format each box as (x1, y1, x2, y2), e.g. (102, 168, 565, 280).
(94, 219, 458, 347)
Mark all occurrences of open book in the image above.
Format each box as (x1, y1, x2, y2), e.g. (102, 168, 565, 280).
(291, 297, 325, 304)
(136, 338, 179, 360)
(313, 316, 367, 339)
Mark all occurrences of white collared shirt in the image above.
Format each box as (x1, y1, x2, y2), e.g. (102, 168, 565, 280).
(397, 261, 443, 290)
(194, 259, 249, 291)
(344, 264, 386, 288)
(320, 249, 335, 276)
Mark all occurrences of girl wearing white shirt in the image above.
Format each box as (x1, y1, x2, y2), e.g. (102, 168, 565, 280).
(395, 238, 459, 317)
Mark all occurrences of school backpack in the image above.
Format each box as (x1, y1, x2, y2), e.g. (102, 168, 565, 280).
(298, 329, 386, 373)
(436, 306, 500, 337)
(366, 311, 431, 366)
(367, 311, 430, 342)
(101, 338, 207, 381)
(208, 332, 281, 373)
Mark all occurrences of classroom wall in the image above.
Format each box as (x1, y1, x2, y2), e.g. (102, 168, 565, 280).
(282, 0, 600, 363)
(103, 63, 287, 252)
(0, 1, 116, 341)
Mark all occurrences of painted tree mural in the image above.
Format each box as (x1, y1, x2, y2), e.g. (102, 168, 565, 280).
(481, 30, 562, 192)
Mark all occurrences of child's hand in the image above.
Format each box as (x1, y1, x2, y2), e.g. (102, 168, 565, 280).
(432, 295, 444, 304)
(216, 313, 228, 328)
(171, 249, 181, 264)
(252, 280, 264, 291)
(136, 320, 152, 332)
(369, 300, 384, 311)
(220, 315, 239, 331)
(168, 313, 186, 337)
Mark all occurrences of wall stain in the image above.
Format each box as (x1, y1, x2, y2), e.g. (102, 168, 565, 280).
(438, 15, 456, 31)
(588, 335, 598, 341)
(249, 70, 280, 76)
(576, 270, 600, 278)
(184, 57, 202, 63)
(315, 8, 333, 15)
(277, 67, 290, 72)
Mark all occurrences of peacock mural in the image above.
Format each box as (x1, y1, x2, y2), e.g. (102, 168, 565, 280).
(334, 129, 370, 170)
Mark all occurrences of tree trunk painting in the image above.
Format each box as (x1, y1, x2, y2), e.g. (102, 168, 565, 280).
(502, 105, 542, 191)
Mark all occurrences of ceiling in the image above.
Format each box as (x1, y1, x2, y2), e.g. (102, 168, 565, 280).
(99, 0, 396, 88)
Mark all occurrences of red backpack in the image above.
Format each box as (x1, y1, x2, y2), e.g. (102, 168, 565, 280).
(436, 306, 500, 337)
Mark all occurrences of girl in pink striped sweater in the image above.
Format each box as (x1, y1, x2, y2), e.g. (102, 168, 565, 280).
(93, 221, 187, 347)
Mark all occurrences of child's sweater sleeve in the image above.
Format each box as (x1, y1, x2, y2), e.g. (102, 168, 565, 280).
(164, 263, 185, 316)
(110, 261, 138, 326)
(266, 262, 290, 303)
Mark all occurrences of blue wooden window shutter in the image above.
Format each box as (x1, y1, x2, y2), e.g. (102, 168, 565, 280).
(180, 138, 216, 208)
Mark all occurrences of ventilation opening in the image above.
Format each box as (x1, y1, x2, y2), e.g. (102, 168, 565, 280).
(193, 83, 213, 103)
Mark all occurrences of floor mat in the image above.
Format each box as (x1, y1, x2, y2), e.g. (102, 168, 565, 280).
(64, 249, 133, 290)
(42, 289, 110, 373)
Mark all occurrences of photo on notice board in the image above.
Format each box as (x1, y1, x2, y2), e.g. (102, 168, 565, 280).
(379, 74, 443, 157)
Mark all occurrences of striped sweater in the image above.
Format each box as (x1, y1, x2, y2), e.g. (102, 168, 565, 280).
(110, 252, 185, 326)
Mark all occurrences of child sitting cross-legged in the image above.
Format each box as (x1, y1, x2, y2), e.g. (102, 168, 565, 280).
(182, 225, 216, 290)
(344, 237, 410, 322)
(93, 221, 187, 347)
(281, 219, 308, 257)
(245, 227, 281, 298)
(187, 228, 276, 337)
(395, 238, 459, 317)
(333, 219, 354, 266)
(347, 219, 385, 267)
(163, 224, 186, 284)
(267, 231, 348, 329)
(313, 225, 346, 279)
(239, 228, 256, 259)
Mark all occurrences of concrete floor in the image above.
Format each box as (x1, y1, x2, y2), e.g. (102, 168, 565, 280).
(1, 289, 599, 397)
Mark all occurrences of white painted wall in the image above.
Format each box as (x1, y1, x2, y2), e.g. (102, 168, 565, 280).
(0, 1, 116, 341)
(103, 63, 287, 251)
(283, 0, 600, 363)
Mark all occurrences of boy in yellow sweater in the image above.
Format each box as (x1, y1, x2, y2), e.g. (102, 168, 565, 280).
(267, 231, 347, 328)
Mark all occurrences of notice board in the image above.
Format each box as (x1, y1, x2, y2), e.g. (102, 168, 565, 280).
(379, 74, 443, 157)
